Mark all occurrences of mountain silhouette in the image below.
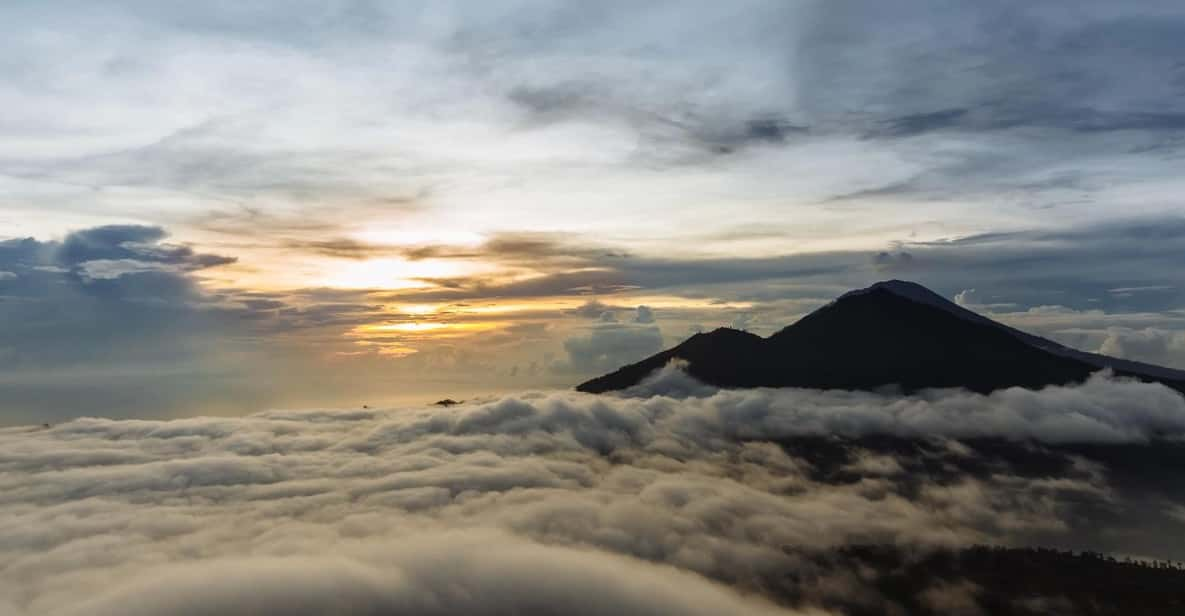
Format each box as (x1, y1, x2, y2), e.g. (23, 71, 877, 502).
(577, 280, 1185, 395)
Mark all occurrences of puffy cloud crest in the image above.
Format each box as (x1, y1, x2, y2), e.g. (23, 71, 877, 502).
(1098, 327, 1185, 370)
(554, 307, 665, 375)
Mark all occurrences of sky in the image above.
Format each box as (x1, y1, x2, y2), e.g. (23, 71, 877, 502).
(4, 0, 1185, 421)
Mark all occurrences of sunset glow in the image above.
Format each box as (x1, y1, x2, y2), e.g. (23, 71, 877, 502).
(7, 3, 1185, 614)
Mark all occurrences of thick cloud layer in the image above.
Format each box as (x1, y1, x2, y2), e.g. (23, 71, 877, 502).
(624, 363, 1185, 444)
(5, 370, 1185, 614)
(56, 534, 799, 616)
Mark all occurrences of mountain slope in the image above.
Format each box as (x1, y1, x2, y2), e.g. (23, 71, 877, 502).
(576, 280, 1185, 395)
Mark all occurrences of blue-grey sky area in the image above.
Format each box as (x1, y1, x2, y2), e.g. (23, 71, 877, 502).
(2, 0, 1185, 422)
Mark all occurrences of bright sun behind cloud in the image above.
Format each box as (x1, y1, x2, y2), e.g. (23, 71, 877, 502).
(7, 2, 1185, 614)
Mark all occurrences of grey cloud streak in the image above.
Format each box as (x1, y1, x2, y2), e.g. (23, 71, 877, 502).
(383, 218, 1185, 316)
(7, 0, 1185, 231)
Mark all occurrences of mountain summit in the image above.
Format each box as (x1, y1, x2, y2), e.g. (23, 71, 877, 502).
(576, 280, 1185, 395)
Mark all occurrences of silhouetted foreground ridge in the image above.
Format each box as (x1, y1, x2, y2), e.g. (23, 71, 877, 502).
(577, 280, 1185, 394)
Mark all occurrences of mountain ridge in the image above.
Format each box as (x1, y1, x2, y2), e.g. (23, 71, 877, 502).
(576, 280, 1185, 395)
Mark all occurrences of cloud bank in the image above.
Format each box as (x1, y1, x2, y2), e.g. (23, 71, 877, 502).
(623, 363, 1185, 444)
(4, 370, 1185, 614)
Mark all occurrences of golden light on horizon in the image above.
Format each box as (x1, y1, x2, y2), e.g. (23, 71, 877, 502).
(386, 296, 756, 317)
(342, 340, 421, 358)
(365, 322, 450, 333)
(351, 320, 504, 336)
(201, 254, 493, 292)
(346, 319, 504, 358)
(375, 345, 419, 357)
(395, 304, 442, 315)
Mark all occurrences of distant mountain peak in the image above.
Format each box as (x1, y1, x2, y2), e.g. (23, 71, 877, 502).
(576, 280, 1185, 395)
(845, 279, 943, 299)
(838, 279, 965, 313)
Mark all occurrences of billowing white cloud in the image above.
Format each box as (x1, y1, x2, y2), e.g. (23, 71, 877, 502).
(58, 532, 799, 616)
(623, 363, 1185, 444)
(4, 368, 1183, 614)
(556, 320, 664, 375)
(1098, 327, 1185, 369)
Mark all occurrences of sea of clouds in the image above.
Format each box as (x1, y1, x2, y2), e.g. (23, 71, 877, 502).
(4, 366, 1185, 615)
